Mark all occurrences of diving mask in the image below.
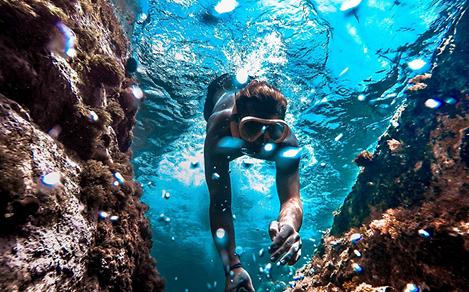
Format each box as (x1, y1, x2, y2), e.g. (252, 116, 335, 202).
(238, 116, 290, 143)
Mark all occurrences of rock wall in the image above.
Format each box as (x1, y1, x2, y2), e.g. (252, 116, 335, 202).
(0, 0, 163, 291)
(290, 5, 469, 292)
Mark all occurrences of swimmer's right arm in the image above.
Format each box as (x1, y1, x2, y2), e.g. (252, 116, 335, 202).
(204, 131, 239, 269)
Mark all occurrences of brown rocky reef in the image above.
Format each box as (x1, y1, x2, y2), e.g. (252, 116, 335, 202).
(0, 0, 163, 291)
(290, 6, 469, 292)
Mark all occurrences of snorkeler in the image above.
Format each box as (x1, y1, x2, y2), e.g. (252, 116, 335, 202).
(204, 74, 303, 292)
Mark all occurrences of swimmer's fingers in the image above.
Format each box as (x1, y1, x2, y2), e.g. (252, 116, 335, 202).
(269, 220, 279, 241)
(270, 232, 297, 262)
(287, 239, 302, 265)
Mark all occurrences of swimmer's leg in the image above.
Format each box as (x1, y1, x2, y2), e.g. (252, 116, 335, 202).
(204, 73, 232, 121)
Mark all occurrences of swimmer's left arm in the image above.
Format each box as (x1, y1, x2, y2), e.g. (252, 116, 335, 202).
(269, 133, 303, 265)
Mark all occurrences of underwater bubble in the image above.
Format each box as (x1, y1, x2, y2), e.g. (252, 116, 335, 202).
(214, 0, 238, 14)
(259, 267, 264, 273)
(235, 246, 244, 256)
(258, 248, 264, 257)
(236, 69, 249, 84)
(357, 94, 366, 101)
(131, 85, 144, 99)
(424, 98, 442, 109)
(88, 110, 99, 122)
(444, 97, 457, 105)
(212, 172, 221, 180)
(136, 13, 147, 24)
(171, 236, 175, 241)
(98, 211, 109, 220)
(216, 228, 226, 239)
(418, 229, 430, 238)
(264, 143, 275, 152)
(350, 233, 363, 244)
(109, 215, 119, 222)
(213, 281, 217, 288)
(174, 276, 178, 280)
(217, 137, 245, 153)
(164, 216, 171, 223)
(391, 120, 399, 128)
(113, 172, 125, 184)
(340, 0, 362, 11)
(55, 22, 76, 58)
(353, 249, 362, 257)
(334, 133, 344, 142)
(352, 263, 363, 273)
(293, 274, 304, 281)
(158, 213, 165, 221)
(207, 283, 212, 289)
(113, 181, 120, 186)
(40, 171, 61, 187)
(339, 67, 349, 76)
(48, 125, 62, 139)
(320, 162, 326, 167)
(161, 190, 170, 199)
(404, 283, 420, 292)
(279, 147, 302, 159)
(408, 59, 427, 70)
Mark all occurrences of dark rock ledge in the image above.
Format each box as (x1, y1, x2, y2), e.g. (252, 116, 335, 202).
(0, 0, 163, 291)
(290, 5, 469, 292)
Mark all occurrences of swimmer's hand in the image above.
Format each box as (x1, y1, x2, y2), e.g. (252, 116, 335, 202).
(225, 267, 255, 292)
(268, 221, 302, 265)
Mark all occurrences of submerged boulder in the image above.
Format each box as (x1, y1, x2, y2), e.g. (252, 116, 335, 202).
(0, 0, 163, 291)
(290, 6, 469, 292)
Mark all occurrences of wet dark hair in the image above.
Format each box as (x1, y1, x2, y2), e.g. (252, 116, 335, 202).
(235, 80, 287, 119)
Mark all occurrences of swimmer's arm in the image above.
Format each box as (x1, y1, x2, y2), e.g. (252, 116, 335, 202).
(275, 135, 302, 231)
(204, 131, 239, 267)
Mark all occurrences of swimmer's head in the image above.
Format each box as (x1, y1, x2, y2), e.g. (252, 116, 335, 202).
(234, 80, 287, 120)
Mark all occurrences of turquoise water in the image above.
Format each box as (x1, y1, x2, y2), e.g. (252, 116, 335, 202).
(129, 1, 465, 291)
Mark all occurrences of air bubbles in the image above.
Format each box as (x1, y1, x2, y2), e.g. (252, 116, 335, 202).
(48, 125, 62, 139)
(334, 133, 344, 142)
(214, 0, 238, 14)
(293, 274, 304, 281)
(236, 68, 249, 84)
(264, 143, 275, 152)
(136, 13, 148, 24)
(357, 94, 366, 101)
(352, 263, 363, 273)
(235, 246, 244, 256)
(109, 215, 119, 222)
(216, 137, 245, 154)
(161, 190, 170, 199)
(216, 228, 226, 239)
(424, 98, 442, 109)
(339, 67, 349, 76)
(212, 172, 220, 180)
(54, 21, 77, 58)
(98, 211, 109, 220)
(418, 229, 430, 238)
(113, 172, 125, 185)
(88, 110, 99, 122)
(444, 97, 457, 105)
(408, 59, 427, 71)
(279, 147, 302, 159)
(340, 0, 362, 11)
(353, 249, 362, 257)
(350, 233, 363, 244)
(404, 283, 420, 292)
(131, 85, 144, 99)
(40, 171, 61, 187)
(258, 248, 264, 257)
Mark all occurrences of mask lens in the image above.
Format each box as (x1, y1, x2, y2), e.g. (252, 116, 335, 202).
(242, 120, 265, 138)
(267, 123, 287, 140)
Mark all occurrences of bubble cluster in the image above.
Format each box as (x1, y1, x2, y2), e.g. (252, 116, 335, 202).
(408, 59, 427, 70)
(350, 233, 363, 244)
(40, 171, 62, 187)
(212, 172, 220, 180)
(404, 283, 420, 292)
(162, 190, 171, 199)
(113, 172, 125, 185)
(424, 98, 442, 109)
(418, 229, 430, 238)
(340, 0, 362, 11)
(88, 110, 99, 122)
(352, 263, 363, 273)
(214, 0, 238, 14)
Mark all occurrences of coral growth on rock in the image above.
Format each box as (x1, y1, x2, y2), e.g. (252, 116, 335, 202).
(290, 6, 469, 292)
(0, 0, 163, 291)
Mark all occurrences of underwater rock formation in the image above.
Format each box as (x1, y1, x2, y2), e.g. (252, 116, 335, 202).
(0, 0, 163, 291)
(290, 6, 469, 292)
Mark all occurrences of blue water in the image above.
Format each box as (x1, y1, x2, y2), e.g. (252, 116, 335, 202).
(129, 1, 465, 291)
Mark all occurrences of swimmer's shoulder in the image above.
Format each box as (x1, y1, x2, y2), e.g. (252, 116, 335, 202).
(206, 109, 232, 138)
